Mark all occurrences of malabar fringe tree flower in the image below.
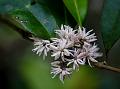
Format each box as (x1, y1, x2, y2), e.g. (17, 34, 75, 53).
(51, 61, 72, 83)
(50, 38, 73, 61)
(32, 25, 102, 83)
(32, 38, 50, 59)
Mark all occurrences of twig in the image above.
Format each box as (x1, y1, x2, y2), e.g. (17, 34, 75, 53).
(0, 15, 120, 73)
(94, 62, 120, 73)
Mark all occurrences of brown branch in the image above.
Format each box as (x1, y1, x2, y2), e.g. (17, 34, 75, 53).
(94, 62, 120, 73)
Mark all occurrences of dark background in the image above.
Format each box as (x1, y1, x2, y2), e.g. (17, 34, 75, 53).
(0, 0, 120, 89)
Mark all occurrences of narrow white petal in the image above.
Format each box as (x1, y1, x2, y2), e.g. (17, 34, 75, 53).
(51, 51, 60, 57)
(88, 59, 92, 67)
(59, 73, 64, 83)
(89, 57, 98, 62)
(67, 61, 74, 66)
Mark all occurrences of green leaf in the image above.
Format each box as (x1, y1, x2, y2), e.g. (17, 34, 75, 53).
(26, 4, 58, 37)
(37, 0, 77, 27)
(63, 0, 88, 26)
(101, 0, 120, 52)
(0, 0, 31, 13)
(37, 0, 65, 26)
(9, 4, 58, 39)
(10, 9, 51, 39)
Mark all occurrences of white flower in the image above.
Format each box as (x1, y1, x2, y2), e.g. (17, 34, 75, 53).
(32, 37, 50, 59)
(75, 27, 97, 46)
(67, 49, 85, 70)
(55, 25, 76, 41)
(51, 61, 72, 83)
(80, 44, 103, 67)
(31, 25, 103, 82)
(50, 39, 73, 61)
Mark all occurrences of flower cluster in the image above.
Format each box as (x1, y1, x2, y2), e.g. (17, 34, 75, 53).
(32, 25, 102, 83)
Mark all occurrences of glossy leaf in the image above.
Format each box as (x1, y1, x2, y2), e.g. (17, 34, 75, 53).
(101, 0, 120, 52)
(26, 4, 58, 36)
(9, 4, 58, 39)
(37, 0, 77, 27)
(10, 9, 51, 39)
(63, 0, 88, 26)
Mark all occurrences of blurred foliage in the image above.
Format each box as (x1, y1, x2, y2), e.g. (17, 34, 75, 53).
(64, 66, 99, 89)
(19, 52, 63, 89)
(0, 0, 31, 13)
(18, 49, 99, 89)
(101, 0, 120, 52)
(0, 24, 20, 43)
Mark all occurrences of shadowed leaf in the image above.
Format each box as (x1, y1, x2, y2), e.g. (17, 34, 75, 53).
(101, 0, 120, 52)
(9, 4, 58, 39)
(63, 0, 88, 26)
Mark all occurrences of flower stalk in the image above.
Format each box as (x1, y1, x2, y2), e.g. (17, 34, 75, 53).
(94, 62, 120, 73)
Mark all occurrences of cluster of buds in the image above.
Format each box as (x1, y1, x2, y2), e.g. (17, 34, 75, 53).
(32, 25, 102, 83)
